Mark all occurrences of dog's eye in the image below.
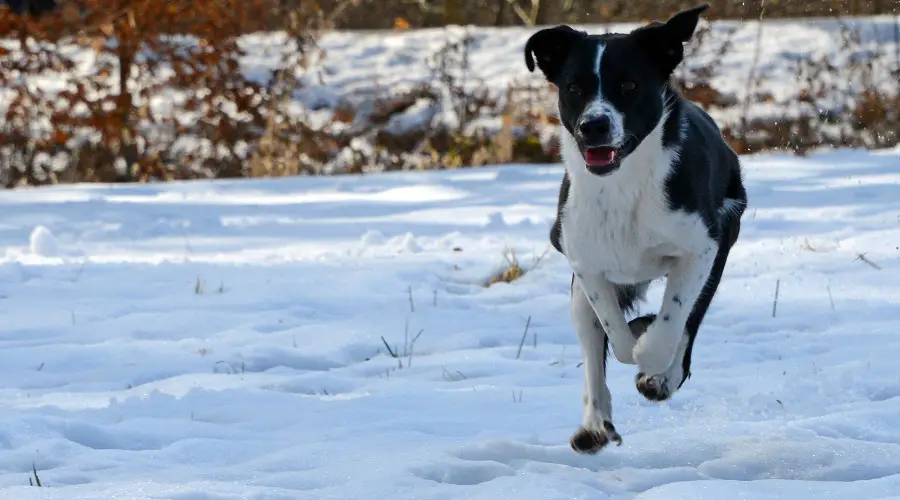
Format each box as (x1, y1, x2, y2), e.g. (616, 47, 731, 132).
(567, 83, 582, 95)
(621, 80, 636, 92)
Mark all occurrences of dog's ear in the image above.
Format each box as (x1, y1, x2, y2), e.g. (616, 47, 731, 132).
(524, 25, 586, 84)
(632, 4, 709, 76)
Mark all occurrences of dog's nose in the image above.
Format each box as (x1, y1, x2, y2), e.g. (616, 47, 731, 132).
(578, 115, 612, 143)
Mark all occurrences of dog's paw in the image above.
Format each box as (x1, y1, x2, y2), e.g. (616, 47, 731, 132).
(632, 321, 680, 375)
(570, 421, 622, 454)
(627, 314, 656, 339)
(635, 372, 673, 402)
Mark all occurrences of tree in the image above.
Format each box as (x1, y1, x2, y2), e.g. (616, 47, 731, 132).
(1, 0, 58, 17)
(0, 0, 270, 184)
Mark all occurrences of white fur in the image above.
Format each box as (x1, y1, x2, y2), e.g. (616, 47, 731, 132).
(573, 274, 636, 364)
(570, 284, 613, 433)
(632, 239, 718, 374)
(559, 97, 718, 377)
(647, 326, 690, 395)
(720, 197, 746, 218)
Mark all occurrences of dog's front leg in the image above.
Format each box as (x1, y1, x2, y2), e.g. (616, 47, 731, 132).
(632, 242, 718, 400)
(569, 278, 622, 453)
(574, 274, 638, 365)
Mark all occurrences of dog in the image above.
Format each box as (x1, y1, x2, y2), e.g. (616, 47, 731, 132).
(524, 4, 747, 454)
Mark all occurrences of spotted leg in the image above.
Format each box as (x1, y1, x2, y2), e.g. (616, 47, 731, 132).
(633, 205, 743, 401)
(573, 274, 640, 366)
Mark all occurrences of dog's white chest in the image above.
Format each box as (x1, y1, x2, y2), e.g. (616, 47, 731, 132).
(561, 188, 685, 284)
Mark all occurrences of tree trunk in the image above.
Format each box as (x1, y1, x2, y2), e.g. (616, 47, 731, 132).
(533, 0, 549, 25)
(116, 33, 136, 182)
(494, 0, 506, 26)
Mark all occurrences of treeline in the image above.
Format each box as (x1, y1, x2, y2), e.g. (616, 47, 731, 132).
(331, 0, 896, 30)
(0, 0, 897, 188)
(4, 0, 896, 32)
(0, 0, 324, 185)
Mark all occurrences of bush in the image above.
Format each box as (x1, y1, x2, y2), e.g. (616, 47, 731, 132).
(1, 2, 898, 187)
(0, 0, 290, 186)
(248, 0, 897, 30)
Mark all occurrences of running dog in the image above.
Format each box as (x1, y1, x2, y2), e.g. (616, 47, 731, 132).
(524, 4, 747, 453)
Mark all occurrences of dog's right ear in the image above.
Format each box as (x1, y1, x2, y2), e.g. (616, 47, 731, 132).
(631, 4, 709, 76)
(524, 25, 586, 84)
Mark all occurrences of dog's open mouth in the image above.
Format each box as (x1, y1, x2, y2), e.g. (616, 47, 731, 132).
(584, 146, 619, 175)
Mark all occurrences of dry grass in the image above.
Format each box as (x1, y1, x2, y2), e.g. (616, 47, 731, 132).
(487, 248, 526, 286)
(28, 464, 42, 487)
(1, 9, 898, 187)
(486, 245, 552, 287)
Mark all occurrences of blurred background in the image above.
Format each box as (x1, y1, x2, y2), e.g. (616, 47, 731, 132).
(0, 0, 897, 187)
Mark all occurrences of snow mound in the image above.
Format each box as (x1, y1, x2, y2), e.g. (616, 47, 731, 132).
(29, 225, 59, 257)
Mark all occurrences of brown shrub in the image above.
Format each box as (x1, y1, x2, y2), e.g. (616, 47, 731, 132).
(0, 0, 281, 185)
(1, 3, 899, 187)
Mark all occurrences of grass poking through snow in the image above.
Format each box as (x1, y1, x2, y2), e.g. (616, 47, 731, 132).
(486, 246, 552, 287)
(29, 463, 42, 487)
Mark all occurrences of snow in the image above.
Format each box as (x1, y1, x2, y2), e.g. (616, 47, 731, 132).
(29, 225, 59, 257)
(254, 16, 900, 129)
(3, 16, 899, 161)
(2, 146, 900, 498)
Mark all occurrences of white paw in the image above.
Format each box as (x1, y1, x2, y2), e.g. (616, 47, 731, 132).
(632, 321, 681, 375)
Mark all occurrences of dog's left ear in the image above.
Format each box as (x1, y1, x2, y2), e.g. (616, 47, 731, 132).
(632, 4, 709, 76)
(524, 25, 587, 84)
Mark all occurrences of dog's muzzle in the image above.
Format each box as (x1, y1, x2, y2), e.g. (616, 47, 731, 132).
(577, 115, 620, 176)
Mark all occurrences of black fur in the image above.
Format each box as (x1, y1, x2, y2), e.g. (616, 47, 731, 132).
(549, 173, 570, 253)
(530, 4, 747, 407)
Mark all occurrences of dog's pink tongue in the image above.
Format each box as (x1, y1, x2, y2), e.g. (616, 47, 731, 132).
(585, 147, 616, 167)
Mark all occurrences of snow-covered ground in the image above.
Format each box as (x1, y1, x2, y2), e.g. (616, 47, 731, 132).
(1, 146, 899, 499)
(4, 16, 900, 140)
(281, 15, 900, 120)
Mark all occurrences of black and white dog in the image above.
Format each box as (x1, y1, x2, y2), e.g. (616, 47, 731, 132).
(524, 4, 747, 454)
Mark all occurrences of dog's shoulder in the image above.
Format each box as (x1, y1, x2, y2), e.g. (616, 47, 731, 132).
(663, 97, 745, 234)
(678, 100, 740, 170)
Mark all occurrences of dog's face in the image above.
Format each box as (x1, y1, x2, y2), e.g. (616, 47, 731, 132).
(524, 5, 708, 176)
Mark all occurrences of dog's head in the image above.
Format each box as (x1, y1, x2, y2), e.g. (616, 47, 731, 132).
(524, 5, 708, 176)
